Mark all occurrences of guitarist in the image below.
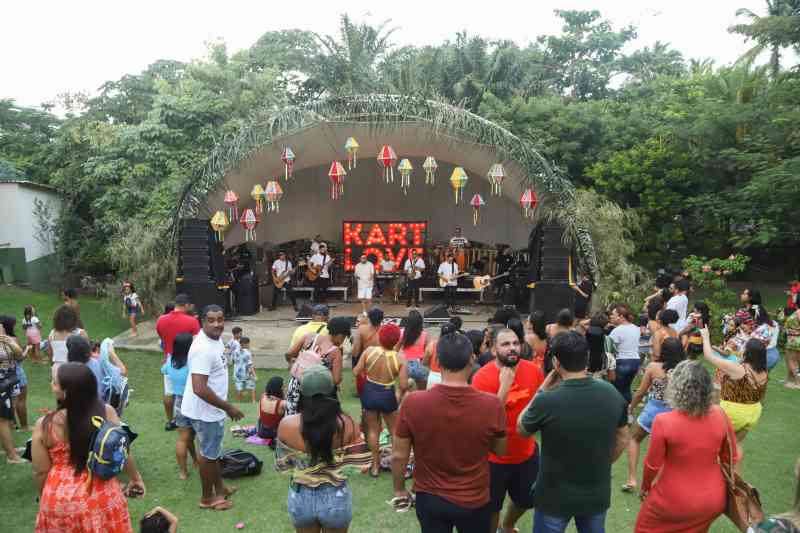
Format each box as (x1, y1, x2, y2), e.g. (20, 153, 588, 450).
(270, 251, 298, 311)
(309, 242, 334, 303)
(437, 252, 460, 311)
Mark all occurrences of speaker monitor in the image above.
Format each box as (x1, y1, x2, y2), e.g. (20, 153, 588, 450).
(295, 302, 314, 321)
(530, 282, 575, 323)
(423, 304, 451, 323)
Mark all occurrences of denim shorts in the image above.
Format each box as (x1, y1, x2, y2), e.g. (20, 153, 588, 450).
(287, 482, 352, 530)
(235, 378, 256, 391)
(406, 359, 429, 381)
(636, 399, 671, 434)
(189, 418, 225, 460)
(173, 396, 192, 429)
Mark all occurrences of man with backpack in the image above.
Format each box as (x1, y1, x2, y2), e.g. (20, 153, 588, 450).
(180, 305, 244, 511)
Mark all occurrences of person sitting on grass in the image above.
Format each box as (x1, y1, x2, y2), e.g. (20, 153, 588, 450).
(234, 337, 257, 403)
(257, 376, 286, 443)
(140, 506, 178, 533)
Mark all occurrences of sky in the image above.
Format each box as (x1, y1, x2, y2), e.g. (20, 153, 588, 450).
(1, 0, 771, 108)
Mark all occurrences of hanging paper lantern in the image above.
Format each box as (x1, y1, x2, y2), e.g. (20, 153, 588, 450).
(281, 147, 295, 180)
(520, 189, 538, 218)
(345, 137, 360, 170)
(470, 194, 485, 226)
(210, 211, 229, 241)
(487, 163, 506, 196)
(377, 145, 397, 183)
(264, 180, 283, 213)
(328, 161, 346, 200)
(223, 190, 239, 220)
(239, 208, 258, 241)
(397, 158, 413, 195)
(449, 167, 469, 204)
(251, 184, 265, 214)
(422, 156, 438, 185)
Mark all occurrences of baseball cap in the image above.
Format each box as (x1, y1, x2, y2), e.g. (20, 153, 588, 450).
(312, 304, 330, 317)
(300, 365, 335, 397)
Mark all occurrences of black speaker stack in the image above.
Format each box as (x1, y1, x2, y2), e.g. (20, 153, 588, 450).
(526, 223, 577, 323)
(176, 219, 227, 313)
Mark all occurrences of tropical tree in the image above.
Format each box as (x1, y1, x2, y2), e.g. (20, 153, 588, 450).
(730, 0, 800, 77)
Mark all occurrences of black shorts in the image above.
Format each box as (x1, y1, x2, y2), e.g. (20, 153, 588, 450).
(489, 451, 539, 512)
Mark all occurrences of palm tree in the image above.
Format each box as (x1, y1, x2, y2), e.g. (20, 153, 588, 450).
(730, 0, 798, 78)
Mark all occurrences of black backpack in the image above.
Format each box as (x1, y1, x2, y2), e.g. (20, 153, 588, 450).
(220, 449, 263, 479)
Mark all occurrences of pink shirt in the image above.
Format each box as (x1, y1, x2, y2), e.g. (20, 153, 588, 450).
(400, 330, 427, 361)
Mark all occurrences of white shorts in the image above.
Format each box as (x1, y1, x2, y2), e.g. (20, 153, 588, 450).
(358, 287, 373, 300)
(164, 374, 173, 395)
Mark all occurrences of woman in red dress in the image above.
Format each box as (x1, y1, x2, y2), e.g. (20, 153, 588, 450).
(32, 362, 145, 533)
(635, 360, 737, 533)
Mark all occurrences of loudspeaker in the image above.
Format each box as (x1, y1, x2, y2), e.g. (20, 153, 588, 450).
(295, 302, 314, 321)
(423, 304, 450, 323)
(530, 282, 575, 323)
(235, 274, 259, 316)
(175, 280, 226, 313)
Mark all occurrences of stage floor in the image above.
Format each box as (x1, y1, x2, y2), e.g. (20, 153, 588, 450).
(113, 300, 497, 369)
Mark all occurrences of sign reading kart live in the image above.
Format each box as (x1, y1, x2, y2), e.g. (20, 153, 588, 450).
(342, 221, 428, 271)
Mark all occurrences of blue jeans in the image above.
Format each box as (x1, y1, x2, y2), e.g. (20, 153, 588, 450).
(287, 482, 352, 530)
(614, 358, 641, 404)
(534, 510, 607, 533)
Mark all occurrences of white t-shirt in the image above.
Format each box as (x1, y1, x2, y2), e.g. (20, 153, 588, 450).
(380, 259, 395, 273)
(310, 241, 320, 255)
(354, 261, 375, 290)
(666, 293, 689, 332)
(310, 253, 332, 279)
(272, 259, 293, 277)
(123, 293, 140, 309)
(404, 258, 425, 280)
(48, 328, 85, 364)
(609, 323, 641, 360)
(437, 261, 459, 286)
(449, 236, 469, 248)
(181, 330, 229, 422)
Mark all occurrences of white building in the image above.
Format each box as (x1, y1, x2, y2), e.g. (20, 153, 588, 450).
(0, 180, 62, 289)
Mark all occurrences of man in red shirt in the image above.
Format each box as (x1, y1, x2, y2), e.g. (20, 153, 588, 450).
(156, 293, 200, 430)
(472, 328, 545, 533)
(392, 331, 507, 533)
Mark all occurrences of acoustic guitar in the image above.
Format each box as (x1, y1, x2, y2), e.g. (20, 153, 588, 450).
(306, 257, 334, 282)
(472, 271, 511, 290)
(438, 272, 470, 288)
(273, 260, 305, 289)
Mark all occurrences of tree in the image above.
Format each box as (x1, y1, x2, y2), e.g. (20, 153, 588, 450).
(730, 0, 800, 77)
(0, 100, 60, 181)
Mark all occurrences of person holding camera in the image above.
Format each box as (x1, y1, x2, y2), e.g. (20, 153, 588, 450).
(0, 318, 25, 464)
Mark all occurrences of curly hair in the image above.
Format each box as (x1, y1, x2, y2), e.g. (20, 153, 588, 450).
(666, 360, 712, 417)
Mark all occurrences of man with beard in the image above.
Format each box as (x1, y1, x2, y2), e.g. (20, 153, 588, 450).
(472, 328, 545, 533)
(181, 305, 245, 511)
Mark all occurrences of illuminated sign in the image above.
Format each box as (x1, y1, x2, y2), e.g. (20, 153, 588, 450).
(342, 221, 427, 271)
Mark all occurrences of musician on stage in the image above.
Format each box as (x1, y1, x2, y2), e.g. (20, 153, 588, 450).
(354, 254, 375, 314)
(309, 242, 334, 303)
(377, 256, 396, 302)
(449, 226, 470, 248)
(437, 252, 460, 311)
(403, 249, 425, 308)
(270, 251, 298, 311)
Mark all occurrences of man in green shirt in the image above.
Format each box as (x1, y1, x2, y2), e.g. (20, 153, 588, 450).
(518, 331, 629, 533)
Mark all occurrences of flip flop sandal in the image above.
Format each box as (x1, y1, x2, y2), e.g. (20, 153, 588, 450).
(620, 483, 637, 493)
(199, 499, 233, 511)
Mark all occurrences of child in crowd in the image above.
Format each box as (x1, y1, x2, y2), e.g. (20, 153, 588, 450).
(122, 282, 145, 336)
(140, 506, 178, 533)
(257, 376, 285, 445)
(234, 336, 257, 402)
(22, 305, 43, 363)
(226, 326, 242, 367)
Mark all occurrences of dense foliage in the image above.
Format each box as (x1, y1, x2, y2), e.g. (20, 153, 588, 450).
(1, 6, 798, 279)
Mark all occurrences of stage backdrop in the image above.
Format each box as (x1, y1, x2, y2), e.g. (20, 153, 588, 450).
(204, 123, 534, 250)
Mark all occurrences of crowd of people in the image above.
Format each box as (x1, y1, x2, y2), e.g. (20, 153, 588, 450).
(0, 277, 798, 532)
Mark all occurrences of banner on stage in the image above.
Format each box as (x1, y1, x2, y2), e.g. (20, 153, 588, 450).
(342, 221, 427, 271)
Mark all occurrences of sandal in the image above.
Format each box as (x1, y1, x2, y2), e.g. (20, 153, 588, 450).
(199, 498, 234, 511)
(621, 483, 637, 493)
(370, 467, 380, 478)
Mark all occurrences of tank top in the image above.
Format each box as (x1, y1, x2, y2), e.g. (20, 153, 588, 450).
(365, 348, 400, 386)
(721, 367, 768, 404)
(259, 397, 284, 430)
(49, 329, 83, 364)
(400, 330, 427, 361)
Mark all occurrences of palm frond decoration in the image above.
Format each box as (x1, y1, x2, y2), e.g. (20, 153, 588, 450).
(174, 94, 599, 281)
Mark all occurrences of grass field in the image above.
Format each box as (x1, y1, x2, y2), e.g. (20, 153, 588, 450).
(0, 286, 797, 532)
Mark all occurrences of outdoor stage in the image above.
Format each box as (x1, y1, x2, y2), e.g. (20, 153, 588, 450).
(113, 301, 497, 369)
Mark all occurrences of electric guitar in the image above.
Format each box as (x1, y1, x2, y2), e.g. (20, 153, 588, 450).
(438, 272, 469, 288)
(472, 271, 511, 290)
(306, 256, 334, 282)
(273, 260, 305, 289)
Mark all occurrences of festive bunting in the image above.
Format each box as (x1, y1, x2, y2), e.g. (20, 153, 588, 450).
(449, 167, 468, 204)
(345, 137, 360, 169)
(251, 184, 265, 214)
(223, 190, 239, 220)
(423, 156, 438, 185)
(239, 208, 258, 241)
(281, 147, 295, 180)
(264, 180, 283, 213)
(377, 145, 397, 183)
(470, 194, 485, 226)
(487, 163, 506, 196)
(210, 211, 229, 241)
(328, 161, 347, 200)
(398, 158, 413, 195)
(520, 189, 538, 218)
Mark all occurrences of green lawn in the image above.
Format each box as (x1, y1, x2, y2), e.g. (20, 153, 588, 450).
(0, 287, 797, 532)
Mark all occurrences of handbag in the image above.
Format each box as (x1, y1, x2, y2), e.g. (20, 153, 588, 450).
(0, 369, 20, 394)
(290, 327, 326, 380)
(721, 425, 764, 531)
